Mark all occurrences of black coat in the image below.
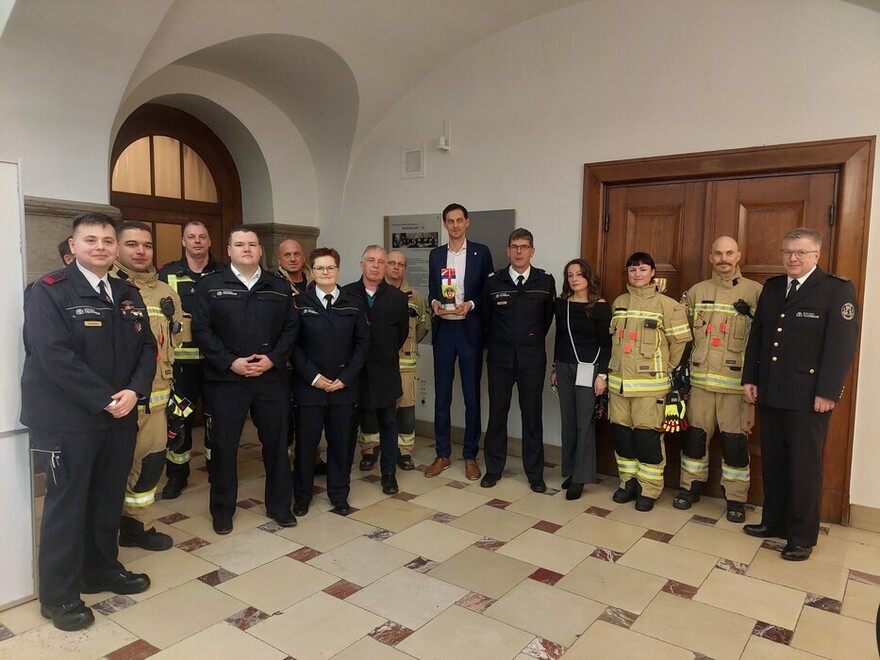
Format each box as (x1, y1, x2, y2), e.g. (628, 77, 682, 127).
(342, 279, 409, 408)
(291, 285, 370, 406)
(192, 266, 299, 382)
(483, 266, 556, 369)
(743, 268, 859, 410)
(21, 263, 157, 434)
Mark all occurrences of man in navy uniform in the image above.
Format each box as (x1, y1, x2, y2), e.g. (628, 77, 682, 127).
(426, 203, 494, 480)
(192, 226, 299, 534)
(21, 213, 156, 631)
(743, 227, 859, 560)
(480, 228, 556, 492)
(159, 221, 222, 498)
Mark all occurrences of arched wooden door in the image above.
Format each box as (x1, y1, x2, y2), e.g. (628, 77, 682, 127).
(110, 103, 242, 266)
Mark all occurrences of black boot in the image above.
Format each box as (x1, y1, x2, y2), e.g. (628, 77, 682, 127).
(161, 476, 187, 500)
(119, 516, 173, 551)
(612, 478, 639, 504)
(673, 482, 702, 510)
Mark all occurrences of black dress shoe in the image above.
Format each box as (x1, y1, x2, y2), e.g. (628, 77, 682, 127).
(213, 518, 233, 535)
(480, 473, 500, 488)
(743, 524, 784, 539)
(397, 455, 415, 471)
(381, 473, 399, 495)
(561, 476, 572, 490)
(314, 459, 328, 476)
(635, 495, 655, 512)
(161, 476, 187, 500)
(81, 569, 151, 595)
(293, 501, 310, 517)
(119, 526, 174, 551)
(331, 502, 352, 516)
(781, 544, 813, 561)
(565, 483, 584, 500)
(273, 511, 298, 527)
(529, 479, 547, 493)
(40, 601, 95, 631)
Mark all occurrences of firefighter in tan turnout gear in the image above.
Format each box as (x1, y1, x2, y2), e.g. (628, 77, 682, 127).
(608, 252, 692, 512)
(673, 236, 763, 522)
(113, 222, 189, 550)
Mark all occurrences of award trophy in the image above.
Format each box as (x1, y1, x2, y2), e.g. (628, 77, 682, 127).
(439, 267, 458, 314)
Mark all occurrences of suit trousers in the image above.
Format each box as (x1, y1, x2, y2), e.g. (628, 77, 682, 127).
(758, 405, 830, 547)
(204, 379, 292, 523)
(34, 427, 134, 606)
(433, 320, 482, 459)
(295, 403, 356, 506)
(556, 361, 598, 485)
(484, 354, 545, 481)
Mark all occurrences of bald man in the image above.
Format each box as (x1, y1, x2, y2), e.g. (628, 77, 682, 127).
(675, 237, 763, 522)
(276, 239, 311, 295)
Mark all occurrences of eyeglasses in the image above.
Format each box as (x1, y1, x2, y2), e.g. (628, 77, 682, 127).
(313, 266, 338, 273)
(780, 250, 818, 259)
(508, 244, 533, 252)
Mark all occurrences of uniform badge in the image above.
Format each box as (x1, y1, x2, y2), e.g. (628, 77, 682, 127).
(841, 302, 856, 321)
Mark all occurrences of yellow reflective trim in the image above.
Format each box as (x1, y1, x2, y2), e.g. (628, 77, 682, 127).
(166, 450, 191, 464)
(124, 488, 156, 507)
(608, 374, 671, 394)
(203, 447, 211, 461)
(681, 457, 709, 474)
(150, 388, 171, 408)
(398, 433, 415, 448)
(690, 373, 742, 391)
(174, 346, 202, 360)
(664, 322, 691, 338)
(612, 309, 663, 323)
(615, 457, 638, 475)
(693, 303, 738, 315)
(637, 464, 665, 478)
(722, 466, 750, 482)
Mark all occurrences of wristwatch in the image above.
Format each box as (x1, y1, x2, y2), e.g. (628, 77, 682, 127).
(597, 373, 608, 380)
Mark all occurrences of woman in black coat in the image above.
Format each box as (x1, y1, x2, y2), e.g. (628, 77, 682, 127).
(550, 259, 611, 500)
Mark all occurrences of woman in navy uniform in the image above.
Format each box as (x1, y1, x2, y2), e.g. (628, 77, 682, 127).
(21, 213, 156, 631)
(292, 247, 370, 516)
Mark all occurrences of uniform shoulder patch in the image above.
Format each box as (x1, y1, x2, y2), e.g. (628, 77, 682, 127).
(488, 271, 498, 277)
(841, 302, 856, 321)
(41, 271, 67, 285)
(831, 273, 851, 282)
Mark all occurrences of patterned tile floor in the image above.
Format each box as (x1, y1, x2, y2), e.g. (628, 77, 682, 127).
(2, 424, 879, 659)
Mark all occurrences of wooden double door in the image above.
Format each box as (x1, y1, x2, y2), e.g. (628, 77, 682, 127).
(597, 171, 850, 519)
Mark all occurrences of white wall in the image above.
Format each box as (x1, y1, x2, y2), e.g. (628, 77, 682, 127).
(333, 0, 880, 506)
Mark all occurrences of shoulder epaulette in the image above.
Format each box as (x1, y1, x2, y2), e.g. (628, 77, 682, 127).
(406, 290, 414, 297)
(41, 271, 67, 285)
(488, 270, 498, 277)
(830, 273, 850, 282)
(535, 267, 546, 274)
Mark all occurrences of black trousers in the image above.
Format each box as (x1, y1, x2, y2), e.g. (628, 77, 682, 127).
(203, 379, 292, 522)
(484, 355, 546, 481)
(295, 403, 356, 506)
(758, 404, 831, 547)
(165, 360, 204, 480)
(34, 426, 135, 606)
(357, 404, 400, 475)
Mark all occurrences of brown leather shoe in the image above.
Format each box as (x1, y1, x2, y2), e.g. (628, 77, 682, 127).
(424, 456, 451, 477)
(464, 459, 481, 481)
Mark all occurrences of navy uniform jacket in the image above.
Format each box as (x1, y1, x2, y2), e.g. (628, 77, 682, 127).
(483, 267, 556, 369)
(21, 263, 157, 434)
(743, 268, 859, 410)
(291, 284, 370, 406)
(192, 266, 299, 382)
(428, 241, 494, 346)
(342, 279, 409, 409)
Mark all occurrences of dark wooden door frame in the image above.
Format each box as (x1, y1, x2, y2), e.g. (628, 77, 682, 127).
(581, 136, 875, 524)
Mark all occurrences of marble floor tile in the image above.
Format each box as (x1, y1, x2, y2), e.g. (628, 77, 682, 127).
(307, 535, 417, 587)
(160, 488, 212, 518)
(564, 620, 694, 659)
(505, 492, 589, 526)
(790, 605, 877, 658)
(192, 527, 301, 574)
(0, 615, 137, 660)
(632, 591, 755, 660)
(0, 599, 47, 635)
(170, 508, 270, 542)
(109, 580, 246, 649)
(841, 577, 880, 623)
(670, 521, 763, 565)
(810, 533, 880, 574)
(397, 603, 535, 660)
(346, 478, 394, 510)
(556, 513, 646, 553)
(427, 545, 537, 600)
(464, 475, 534, 502)
(747, 548, 849, 601)
(694, 568, 806, 630)
(393, 469, 454, 495)
(348, 498, 437, 532)
(827, 523, 880, 549)
(495, 528, 596, 575)
(739, 635, 827, 659)
(346, 566, 467, 630)
(150, 621, 286, 659)
(122, 547, 220, 601)
(330, 636, 414, 659)
(654, 489, 728, 520)
(617, 538, 718, 587)
(556, 555, 667, 614)
(606, 501, 694, 535)
(275, 510, 376, 552)
(383, 519, 482, 562)
(409, 487, 490, 517)
(216, 556, 338, 614)
(448, 504, 539, 542)
(484, 578, 606, 647)
(248, 591, 384, 659)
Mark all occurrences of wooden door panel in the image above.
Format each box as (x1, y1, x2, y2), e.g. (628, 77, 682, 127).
(599, 171, 848, 521)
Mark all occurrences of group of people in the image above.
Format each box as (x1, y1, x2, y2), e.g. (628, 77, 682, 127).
(21, 203, 859, 633)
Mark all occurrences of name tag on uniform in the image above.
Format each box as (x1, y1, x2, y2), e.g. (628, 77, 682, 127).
(301, 308, 320, 316)
(84, 320, 103, 327)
